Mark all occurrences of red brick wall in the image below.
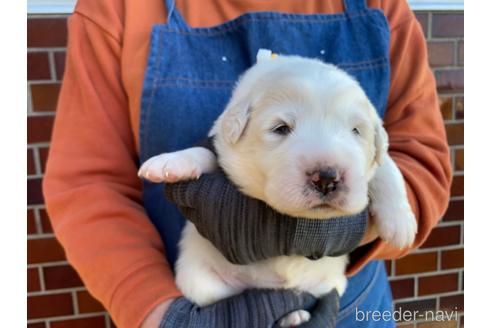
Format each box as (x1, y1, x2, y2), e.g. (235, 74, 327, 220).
(390, 11, 464, 328)
(27, 11, 464, 328)
(27, 15, 111, 328)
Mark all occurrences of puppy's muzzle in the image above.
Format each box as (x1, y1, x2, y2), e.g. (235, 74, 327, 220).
(310, 168, 339, 196)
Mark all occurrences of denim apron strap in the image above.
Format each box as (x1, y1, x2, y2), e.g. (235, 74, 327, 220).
(164, 0, 188, 28)
(343, 0, 367, 13)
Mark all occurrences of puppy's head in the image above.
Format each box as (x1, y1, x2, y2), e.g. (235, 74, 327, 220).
(211, 55, 388, 219)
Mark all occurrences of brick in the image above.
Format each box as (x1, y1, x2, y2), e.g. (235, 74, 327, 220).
(28, 148, 36, 175)
(421, 225, 461, 248)
(390, 278, 414, 299)
(432, 13, 464, 38)
(415, 13, 428, 37)
(436, 69, 463, 92)
(455, 96, 464, 119)
(28, 52, 51, 80)
(51, 316, 106, 328)
(443, 200, 463, 221)
(395, 252, 438, 275)
(31, 83, 61, 112)
(440, 293, 464, 312)
(445, 123, 463, 145)
(27, 116, 54, 143)
(394, 298, 437, 317)
(39, 208, 53, 233)
(27, 293, 73, 319)
(439, 97, 453, 120)
(428, 41, 454, 67)
(28, 268, 41, 292)
(77, 290, 106, 313)
(441, 248, 464, 269)
(55, 52, 67, 80)
(458, 41, 464, 65)
(28, 178, 44, 205)
(27, 237, 65, 264)
(28, 323, 46, 328)
(450, 175, 464, 197)
(38, 147, 50, 174)
(44, 265, 83, 290)
(28, 18, 68, 47)
(454, 148, 464, 171)
(28, 209, 37, 234)
(417, 321, 459, 328)
(419, 273, 459, 296)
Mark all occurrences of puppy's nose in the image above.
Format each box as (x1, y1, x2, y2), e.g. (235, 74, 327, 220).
(311, 168, 339, 195)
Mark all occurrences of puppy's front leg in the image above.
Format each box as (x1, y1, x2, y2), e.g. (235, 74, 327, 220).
(138, 147, 218, 183)
(369, 154, 417, 249)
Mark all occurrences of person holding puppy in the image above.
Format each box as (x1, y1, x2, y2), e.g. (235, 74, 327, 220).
(43, 0, 452, 327)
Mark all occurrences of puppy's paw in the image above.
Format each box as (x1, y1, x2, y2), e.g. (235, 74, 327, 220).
(138, 152, 202, 183)
(278, 310, 311, 327)
(371, 201, 417, 249)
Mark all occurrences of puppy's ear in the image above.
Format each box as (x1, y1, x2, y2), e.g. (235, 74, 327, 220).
(211, 98, 251, 144)
(374, 118, 389, 165)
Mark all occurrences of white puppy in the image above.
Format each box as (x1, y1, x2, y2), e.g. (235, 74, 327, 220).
(139, 53, 417, 326)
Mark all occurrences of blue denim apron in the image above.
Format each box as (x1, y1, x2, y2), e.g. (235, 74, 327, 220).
(140, 0, 395, 326)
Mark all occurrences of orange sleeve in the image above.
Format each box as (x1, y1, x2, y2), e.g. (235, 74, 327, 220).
(42, 13, 182, 328)
(346, 1, 453, 275)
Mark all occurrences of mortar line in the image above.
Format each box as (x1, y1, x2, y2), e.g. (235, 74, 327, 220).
(48, 51, 57, 82)
(33, 207, 44, 235)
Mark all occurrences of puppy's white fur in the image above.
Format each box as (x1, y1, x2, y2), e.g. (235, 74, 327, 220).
(139, 55, 417, 326)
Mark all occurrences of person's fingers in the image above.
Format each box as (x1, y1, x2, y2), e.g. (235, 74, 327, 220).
(165, 173, 226, 204)
(295, 289, 339, 328)
(181, 288, 317, 327)
(178, 206, 198, 222)
(164, 180, 202, 207)
(262, 289, 318, 322)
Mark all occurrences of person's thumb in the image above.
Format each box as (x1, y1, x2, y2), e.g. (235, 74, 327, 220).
(164, 179, 203, 207)
(296, 289, 339, 328)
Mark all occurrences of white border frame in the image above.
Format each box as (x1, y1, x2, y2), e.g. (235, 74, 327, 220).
(27, 0, 464, 14)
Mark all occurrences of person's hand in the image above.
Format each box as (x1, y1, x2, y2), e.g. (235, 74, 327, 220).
(141, 299, 175, 328)
(157, 289, 340, 328)
(165, 172, 368, 264)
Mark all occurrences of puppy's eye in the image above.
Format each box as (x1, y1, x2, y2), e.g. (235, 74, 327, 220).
(272, 124, 292, 135)
(352, 127, 360, 136)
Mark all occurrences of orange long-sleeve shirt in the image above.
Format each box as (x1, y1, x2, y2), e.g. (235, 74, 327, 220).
(43, 0, 452, 327)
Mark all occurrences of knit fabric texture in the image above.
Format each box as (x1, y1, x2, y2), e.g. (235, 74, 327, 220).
(165, 172, 368, 264)
(159, 289, 339, 328)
